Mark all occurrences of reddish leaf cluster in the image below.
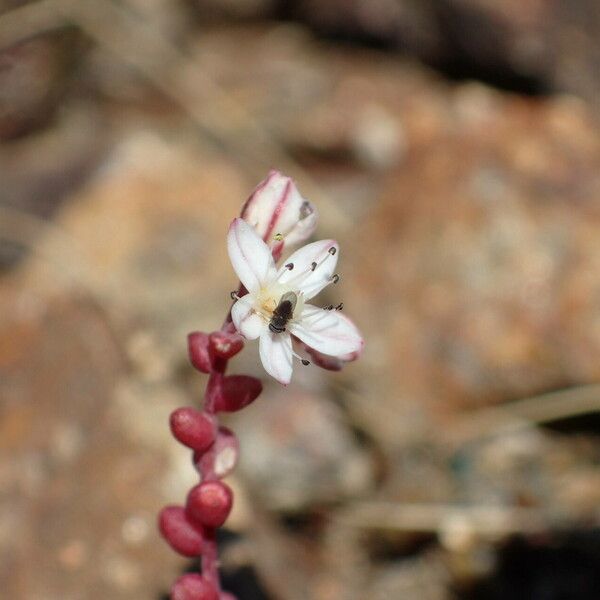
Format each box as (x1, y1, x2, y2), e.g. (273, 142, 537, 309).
(159, 329, 262, 600)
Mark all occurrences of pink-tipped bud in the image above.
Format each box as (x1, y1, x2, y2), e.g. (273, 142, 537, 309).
(158, 506, 204, 557)
(209, 331, 244, 359)
(171, 574, 218, 600)
(188, 332, 212, 373)
(186, 481, 233, 528)
(240, 170, 318, 250)
(194, 426, 239, 479)
(214, 375, 262, 413)
(170, 407, 216, 452)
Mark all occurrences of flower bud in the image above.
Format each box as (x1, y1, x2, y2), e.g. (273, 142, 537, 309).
(214, 375, 262, 413)
(171, 574, 218, 600)
(186, 481, 233, 528)
(209, 331, 244, 359)
(158, 505, 204, 557)
(188, 332, 212, 373)
(194, 426, 239, 479)
(240, 170, 318, 253)
(169, 407, 216, 452)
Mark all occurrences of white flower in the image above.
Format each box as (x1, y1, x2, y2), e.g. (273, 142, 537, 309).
(227, 218, 364, 385)
(240, 170, 318, 255)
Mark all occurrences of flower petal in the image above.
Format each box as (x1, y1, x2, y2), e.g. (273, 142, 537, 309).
(302, 332, 363, 371)
(259, 330, 293, 385)
(289, 305, 364, 357)
(283, 205, 318, 248)
(241, 170, 318, 247)
(302, 346, 343, 371)
(227, 218, 277, 294)
(231, 295, 264, 340)
(277, 240, 339, 300)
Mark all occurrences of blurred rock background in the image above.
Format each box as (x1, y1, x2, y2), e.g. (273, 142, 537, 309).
(2, 1, 600, 599)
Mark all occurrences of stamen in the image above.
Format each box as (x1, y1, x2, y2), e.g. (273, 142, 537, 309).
(331, 274, 340, 284)
(285, 263, 294, 270)
(230, 291, 240, 300)
(292, 350, 311, 366)
(325, 304, 334, 311)
(335, 302, 344, 310)
(274, 233, 283, 241)
(284, 245, 337, 286)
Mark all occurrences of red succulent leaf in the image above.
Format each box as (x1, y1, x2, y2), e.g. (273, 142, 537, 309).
(170, 573, 218, 600)
(188, 332, 212, 373)
(194, 426, 239, 479)
(169, 407, 216, 452)
(209, 331, 244, 359)
(186, 481, 233, 528)
(214, 375, 262, 412)
(158, 506, 204, 558)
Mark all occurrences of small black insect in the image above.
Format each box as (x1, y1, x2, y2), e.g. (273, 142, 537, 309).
(269, 291, 297, 333)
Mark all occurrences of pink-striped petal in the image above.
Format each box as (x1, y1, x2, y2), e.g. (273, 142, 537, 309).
(227, 218, 276, 294)
(259, 330, 293, 385)
(231, 295, 264, 340)
(301, 325, 363, 370)
(277, 240, 339, 300)
(289, 305, 363, 357)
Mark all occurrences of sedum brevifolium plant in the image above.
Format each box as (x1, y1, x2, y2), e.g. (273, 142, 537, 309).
(159, 170, 364, 600)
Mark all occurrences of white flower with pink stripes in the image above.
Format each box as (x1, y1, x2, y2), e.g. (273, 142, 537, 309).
(228, 218, 363, 384)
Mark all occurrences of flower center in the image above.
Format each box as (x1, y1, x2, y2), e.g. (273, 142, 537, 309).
(255, 283, 304, 322)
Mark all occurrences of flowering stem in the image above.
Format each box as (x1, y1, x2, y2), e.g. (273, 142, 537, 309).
(162, 317, 250, 599)
(200, 525, 220, 593)
(197, 334, 230, 593)
(198, 415, 222, 591)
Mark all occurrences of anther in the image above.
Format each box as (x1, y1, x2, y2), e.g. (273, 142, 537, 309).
(328, 247, 337, 255)
(230, 291, 239, 300)
(292, 350, 311, 365)
(324, 304, 334, 311)
(310, 261, 317, 271)
(331, 274, 340, 284)
(274, 233, 283, 241)
(335, 302, 344, 310)
(285, 263, 294, 270)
